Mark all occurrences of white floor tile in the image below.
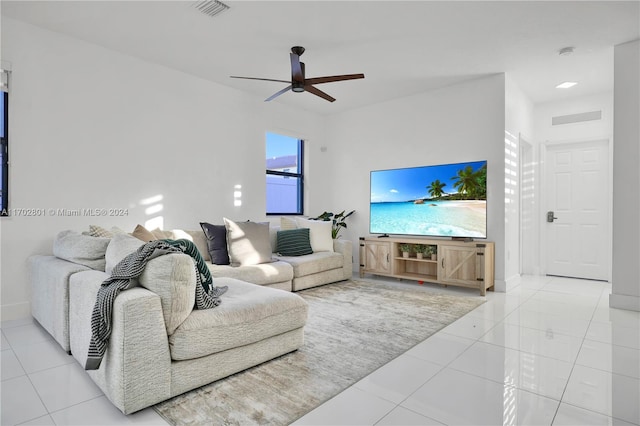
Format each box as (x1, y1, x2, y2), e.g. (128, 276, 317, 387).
(518, 275, 553, 290)
(437, 315, 499, 340)
(542, 277, 607, 297)
(480, 322, 583, 363)
(12, 339, 75, 374)
(1, 317, 35, 329)
(376, 406, 444, 425)
(465, 299, 519, 322)
(293, 386, 395, 425)
(1, 375, 48, 425)
(401, 367, 559, 425)
(17, 414, 56, 425)
(591, 307, 640, 327)
(518, 297, 596, 320)
(576, 340, 640, 379)
(404, 332, 475, 366)
(1, 349, 26, 381)
(553, 403, 636, 426)
(585, 321, 640, 350)
(2, 323, 53, 349)
(504, 308, 591, 338)
(49, 396, 168, 425)
(563, 365, 640, 424)
(353, 353, 441, 404)
(449, 341, 573, 400)
(1, 331, 10, 350)
(29, 363, 103, 412)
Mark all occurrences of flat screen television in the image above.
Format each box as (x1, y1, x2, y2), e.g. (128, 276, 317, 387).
(370, 160, 487, 239)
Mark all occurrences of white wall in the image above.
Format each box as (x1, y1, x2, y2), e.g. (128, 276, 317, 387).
(611, 39, 640, 311)
(323, 74, 508, 286)
(505, 75, 534, 288)
(0, 18, 325, 320)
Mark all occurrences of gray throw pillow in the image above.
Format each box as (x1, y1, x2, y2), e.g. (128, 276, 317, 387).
(199, 222, 230, 265)
(105, 233, 145, 275)
(223, 218, 273, 266)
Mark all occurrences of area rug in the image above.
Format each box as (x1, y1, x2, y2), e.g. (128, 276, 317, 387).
(153, 279, 484, 425)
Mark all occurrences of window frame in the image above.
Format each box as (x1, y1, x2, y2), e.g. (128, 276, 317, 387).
(266, 137, 304, 216)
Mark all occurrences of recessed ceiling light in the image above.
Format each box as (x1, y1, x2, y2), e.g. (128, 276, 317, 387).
(556, 81, 578, 89)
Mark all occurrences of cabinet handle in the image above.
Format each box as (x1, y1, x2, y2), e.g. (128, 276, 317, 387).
(387, 253, 390, 262)
(441, 258, 445, 268)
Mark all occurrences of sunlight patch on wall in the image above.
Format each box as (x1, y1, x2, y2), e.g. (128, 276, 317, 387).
(234, 184, 242, 207)
(140, 194, 164, 230)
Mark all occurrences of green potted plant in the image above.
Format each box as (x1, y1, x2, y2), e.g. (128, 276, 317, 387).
(312, 210, 355, 239)
(399, 243, 412, 258)
(428, 245, 437, 261)
(414, 244, 428, 259)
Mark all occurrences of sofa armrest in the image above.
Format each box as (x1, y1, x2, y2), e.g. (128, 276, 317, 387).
(333, 239, 353, 280)
(69, 274, 171, 414)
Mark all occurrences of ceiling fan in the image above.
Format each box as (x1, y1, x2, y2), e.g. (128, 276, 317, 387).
(230, 46, 364, 103)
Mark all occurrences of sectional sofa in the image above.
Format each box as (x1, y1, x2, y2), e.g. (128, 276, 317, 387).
(28, 219, 353, 413)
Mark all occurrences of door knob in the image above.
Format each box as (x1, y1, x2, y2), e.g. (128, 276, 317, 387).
(547, 211, 558, 223)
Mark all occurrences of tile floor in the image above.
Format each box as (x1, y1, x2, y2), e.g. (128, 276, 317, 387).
(2, 274, 639, 425)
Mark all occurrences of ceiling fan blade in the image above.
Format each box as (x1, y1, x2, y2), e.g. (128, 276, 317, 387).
(305, 74, 365, 85)
(304, 85, 336, 102)
(230, 76, 290, 83)
(290, 53, 303, 82)
(265, 85, 292, 102)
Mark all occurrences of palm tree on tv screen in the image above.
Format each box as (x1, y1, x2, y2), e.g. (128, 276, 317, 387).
(451, 164, 486, 200)
(427, 180, 446, 199)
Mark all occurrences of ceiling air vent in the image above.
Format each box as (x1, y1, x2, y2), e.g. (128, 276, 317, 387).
(552, 110, 602, 126)
(192, 0, 230, 18)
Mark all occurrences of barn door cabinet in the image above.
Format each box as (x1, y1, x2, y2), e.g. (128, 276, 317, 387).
(359, 237, 495, 296)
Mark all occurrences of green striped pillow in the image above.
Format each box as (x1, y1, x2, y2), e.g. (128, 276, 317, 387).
(276, 228, 313, 257)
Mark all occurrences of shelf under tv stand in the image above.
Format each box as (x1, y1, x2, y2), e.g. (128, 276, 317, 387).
(359, 236, 495, 296)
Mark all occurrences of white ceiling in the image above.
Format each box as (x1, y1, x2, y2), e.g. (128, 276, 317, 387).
(2, 1, 639, 115)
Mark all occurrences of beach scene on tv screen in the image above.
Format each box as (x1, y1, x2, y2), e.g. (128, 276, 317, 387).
(370, 161, 487, 238)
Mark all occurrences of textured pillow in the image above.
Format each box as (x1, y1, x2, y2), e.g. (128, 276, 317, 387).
(151, 228, 173, 240)
(280, 216, 298, 230)
(53, 230, 110, 271)
(87, 225, 113, 238)
(223, 218, 273, 266)
(295, 218, 334, 252)
(276, 228, 313, 256)
(105, 233, 145, 275)
(199, 222, 230, 265)
(131, 224, 157, 242)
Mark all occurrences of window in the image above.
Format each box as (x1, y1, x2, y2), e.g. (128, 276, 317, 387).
(266, 132, 304, 215)
(0, 74, 7, 215)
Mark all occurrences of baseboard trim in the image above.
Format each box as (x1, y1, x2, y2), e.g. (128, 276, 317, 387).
(609, 293, 640, 312)
(494, 274, 521, 293)
(1, 302, 31, 322)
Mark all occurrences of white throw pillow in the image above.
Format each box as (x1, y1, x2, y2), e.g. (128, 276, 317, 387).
(223, 218, 273, 266)
(105, 233, 144, 275)
(295, 218, 333, 252)
(280, 217, 298, 230)
(53, 230, 110, 271)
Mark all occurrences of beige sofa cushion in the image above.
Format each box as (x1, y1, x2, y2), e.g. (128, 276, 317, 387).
(168, 278, 308, 361)
(206, 260, 293, 285)
(277, 251, 344, 278)
(138, 253, 197, 335)
(171, 229, 211, 262)
(295, 218, 334, 252)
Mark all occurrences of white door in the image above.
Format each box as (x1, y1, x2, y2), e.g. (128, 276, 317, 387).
(545, 140, 610, 280)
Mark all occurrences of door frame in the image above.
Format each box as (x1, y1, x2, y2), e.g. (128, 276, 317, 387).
(539, 138, 613, 281)
(518, 134, 534, 276)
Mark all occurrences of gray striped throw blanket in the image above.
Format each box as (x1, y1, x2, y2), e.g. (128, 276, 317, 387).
(85, 239, 228, 370)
